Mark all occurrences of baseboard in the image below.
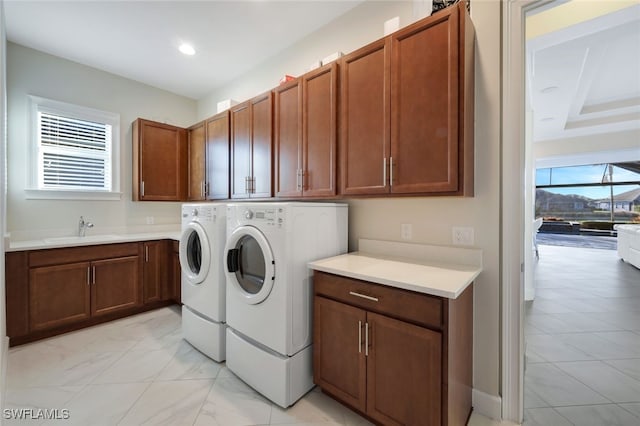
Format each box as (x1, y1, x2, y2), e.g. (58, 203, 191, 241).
(472, 388, 502, 420)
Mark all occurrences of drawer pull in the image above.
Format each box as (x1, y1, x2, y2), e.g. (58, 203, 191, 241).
(349, 291, 379, 302)
(358, 320, 362, 353)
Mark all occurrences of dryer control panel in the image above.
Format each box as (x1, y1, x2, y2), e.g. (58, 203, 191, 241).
(243, 208, 280, 226)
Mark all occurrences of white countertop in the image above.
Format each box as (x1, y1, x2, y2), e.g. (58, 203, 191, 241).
(308, 239, 483, 299)
(7, 231, 181, 252)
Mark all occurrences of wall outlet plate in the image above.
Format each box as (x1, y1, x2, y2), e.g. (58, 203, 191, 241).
(401, 223, 412, 240)
(452, 226, 474, 245)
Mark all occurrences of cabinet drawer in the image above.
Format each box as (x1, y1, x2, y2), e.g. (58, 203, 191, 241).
(29, 243, 140, 267)
(314, 271, 442, 330)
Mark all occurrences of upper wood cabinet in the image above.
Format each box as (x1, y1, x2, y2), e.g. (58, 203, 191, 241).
(274, 63, 337, 198)
(205, 111, 230, 200)
(230, 92, 273, 199)
(340, 2, 474, 196)
(132, 118, 188, 201)
(187, 121, 206, 201)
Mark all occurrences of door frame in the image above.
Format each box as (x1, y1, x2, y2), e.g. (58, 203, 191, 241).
(501, 0, 552, 422)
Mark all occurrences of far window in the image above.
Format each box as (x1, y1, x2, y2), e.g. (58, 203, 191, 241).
(29, 96, 120, 199)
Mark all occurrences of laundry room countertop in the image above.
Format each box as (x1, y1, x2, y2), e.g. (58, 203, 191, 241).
(6, 229, 181, 252)
(308, 239, 483, 299)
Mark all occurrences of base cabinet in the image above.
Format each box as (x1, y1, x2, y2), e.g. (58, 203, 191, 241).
(171, 240, 181, 304)
(29, 262, 91, 331)
(5, 241, 176, 346)
(92, 256, 140, 316)
(313, 271, 472, 426)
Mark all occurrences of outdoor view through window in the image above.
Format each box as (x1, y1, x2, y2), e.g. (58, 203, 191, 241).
(536, 162, 640, 231)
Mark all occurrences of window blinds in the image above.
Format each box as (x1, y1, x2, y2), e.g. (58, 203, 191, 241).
(38, 112, 112, 190)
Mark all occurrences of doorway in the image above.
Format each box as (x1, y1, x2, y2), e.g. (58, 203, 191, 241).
(503, 0, 640, 423)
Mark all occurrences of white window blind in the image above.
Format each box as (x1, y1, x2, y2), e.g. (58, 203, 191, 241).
(37, 112, 112, 191)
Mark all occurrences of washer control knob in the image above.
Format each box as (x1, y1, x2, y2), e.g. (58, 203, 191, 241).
(245, 210, 254, 220)
(192, 209, 198, 217)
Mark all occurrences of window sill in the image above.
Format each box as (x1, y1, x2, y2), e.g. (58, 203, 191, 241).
(25, 189, 123, 201)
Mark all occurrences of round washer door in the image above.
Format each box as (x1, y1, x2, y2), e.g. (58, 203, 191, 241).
(179, 221, 211, 284)
(224, 225, 275, 305)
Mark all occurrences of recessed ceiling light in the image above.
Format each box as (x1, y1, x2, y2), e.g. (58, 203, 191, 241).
(179, 43, 196, 56)
(540, 86, 559, 94)
(541, 117, 555, 122)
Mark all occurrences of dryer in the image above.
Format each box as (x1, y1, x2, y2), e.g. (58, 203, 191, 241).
(224, 202, 348, 407)
(180, 203, 226, 362)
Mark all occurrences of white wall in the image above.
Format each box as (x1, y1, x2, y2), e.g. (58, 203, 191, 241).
(199, 0, 503, 405)
(6, 43, 198, 240)
(0, 0, 7, 411)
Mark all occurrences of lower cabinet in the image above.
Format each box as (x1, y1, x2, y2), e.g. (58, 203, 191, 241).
(6, 240, 177, 346)
(313, 271, 473, 426)
(142, 241, 165, 304)
(29, 262, 92, 331)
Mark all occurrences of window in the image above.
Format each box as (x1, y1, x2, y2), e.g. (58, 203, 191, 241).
(28, 96, 121, 200)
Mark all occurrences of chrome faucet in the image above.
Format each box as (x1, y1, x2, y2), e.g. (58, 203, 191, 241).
(78, 216, 94, 237)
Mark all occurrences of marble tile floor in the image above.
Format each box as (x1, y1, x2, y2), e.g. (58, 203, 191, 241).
(524, 244, 640, 426)
(4, 305, 499, 426)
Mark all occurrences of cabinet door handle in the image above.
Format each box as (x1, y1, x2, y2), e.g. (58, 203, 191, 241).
(349, 291, 379, 302)
(87, 266, 91, 286)
(251, 177, 256, 194)
(92, 266, 96, 284)
(358, 320, 362, 354)
(301, 170, 305, 191)
(383, 157, 387, 187)
(245, 176, 248, 193)
(390, 156, 394, 187)
(141, 181, 145, 197)
(201, 181, 205, 198)
(365, 322, 369, 357)
(145, 245, 149, 262)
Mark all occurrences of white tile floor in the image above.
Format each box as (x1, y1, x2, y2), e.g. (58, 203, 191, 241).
(524, 244, 640, 426)
(5, 305, 500, 426)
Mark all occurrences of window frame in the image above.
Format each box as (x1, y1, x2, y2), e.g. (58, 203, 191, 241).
(27, 95, 121, 200)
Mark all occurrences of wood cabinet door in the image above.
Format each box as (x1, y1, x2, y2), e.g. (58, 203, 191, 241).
(91, 256, 141, 317)
(250, 92, 273, 198)
(390, 6, 460, 194)
(274, 79, 302, 198)
(136, 119, 187, 201)
(313, 297, 367, 413)
(29, 262, 91, 331)
(230, 103, 252, 199)
(303, 63, 337, 197)
(340, 39, 390, 195)
(366, 312, 442, 426)
(142, 241, 165, 304)
(205, 111, 230, 200)
(188, 121, 206, 200)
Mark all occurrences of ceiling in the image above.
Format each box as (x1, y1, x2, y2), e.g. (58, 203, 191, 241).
(4, 0, 363, 100)
(526, 2, 640, 142)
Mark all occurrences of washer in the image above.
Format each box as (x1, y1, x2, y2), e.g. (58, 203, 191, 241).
(180, 203, 226, 362)
(224, 202, 348, 407)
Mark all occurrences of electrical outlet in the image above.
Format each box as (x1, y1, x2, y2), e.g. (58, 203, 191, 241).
(145, 216, 155, 225)
(452, 226, 474, 246)
(401, 223, 412, 240)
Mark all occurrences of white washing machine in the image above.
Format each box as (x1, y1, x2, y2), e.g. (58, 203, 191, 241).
(180, 203, 226, 362)
(224, 202, 348, 407)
